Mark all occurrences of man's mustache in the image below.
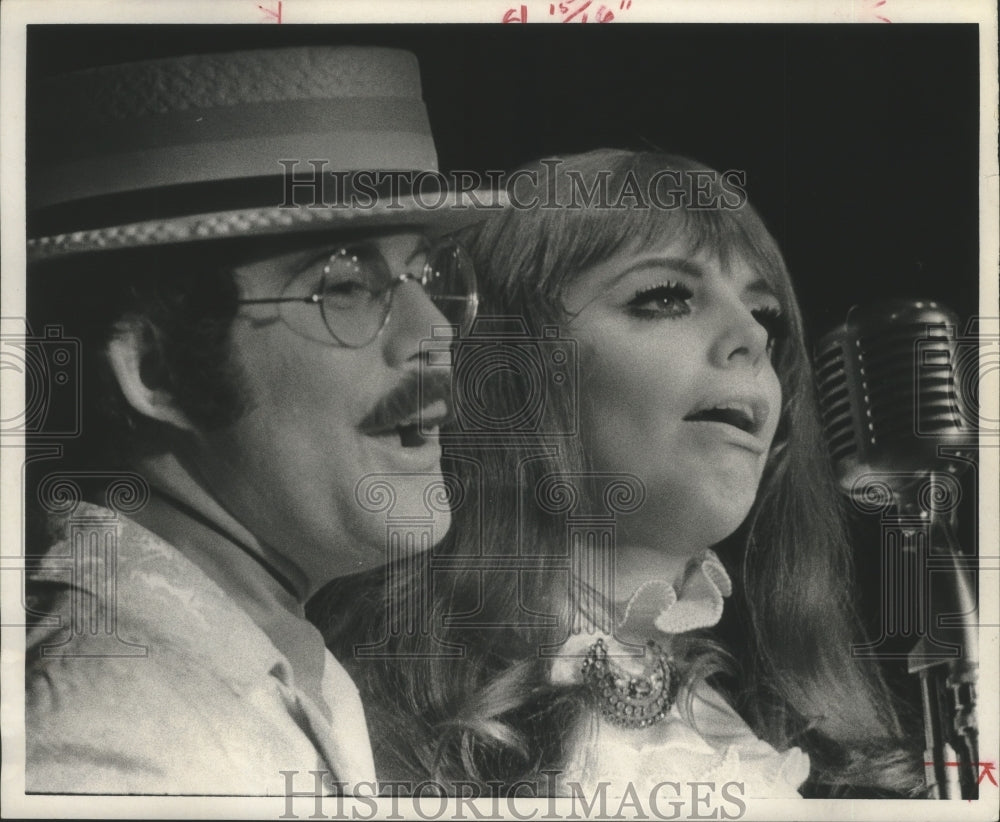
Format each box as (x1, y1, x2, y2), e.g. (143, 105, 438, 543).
(358, 369, 454, 434)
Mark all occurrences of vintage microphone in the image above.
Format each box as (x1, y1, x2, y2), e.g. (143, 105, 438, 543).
(814, 299, 979, 799)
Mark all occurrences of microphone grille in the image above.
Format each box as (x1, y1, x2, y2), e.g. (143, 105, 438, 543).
(814, 300, 971, 489)
(815, 341, 858, 463)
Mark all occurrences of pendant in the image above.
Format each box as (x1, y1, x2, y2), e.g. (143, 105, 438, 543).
(581, 637, 678, 729)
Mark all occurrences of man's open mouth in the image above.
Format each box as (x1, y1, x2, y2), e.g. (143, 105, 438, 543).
(363, 400, 451, 448)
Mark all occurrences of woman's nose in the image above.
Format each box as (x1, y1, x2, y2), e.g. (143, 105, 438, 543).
(380, 279, 452, 366)
(710, 297, 770, 371)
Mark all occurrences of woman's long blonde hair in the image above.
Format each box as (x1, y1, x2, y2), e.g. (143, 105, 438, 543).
(313, 150, 924, 796)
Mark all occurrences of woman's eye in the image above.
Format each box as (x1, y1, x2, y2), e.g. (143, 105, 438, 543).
(626, 283, 694, 319)
(751, 305, 790, 353)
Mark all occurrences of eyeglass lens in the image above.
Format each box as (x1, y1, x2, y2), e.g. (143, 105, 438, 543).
(319, 246, 389, 346)
(319, 242, 475, 346)
(422, 244, 476, 329)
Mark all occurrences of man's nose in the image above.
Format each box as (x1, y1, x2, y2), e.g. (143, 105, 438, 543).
(380, 280, 452, 366)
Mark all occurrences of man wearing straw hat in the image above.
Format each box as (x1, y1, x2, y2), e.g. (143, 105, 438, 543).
(24, 46, 491, 794)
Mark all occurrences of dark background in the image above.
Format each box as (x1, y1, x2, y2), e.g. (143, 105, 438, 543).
(28, 23, 980, 331)
(27, 22, 983, 707)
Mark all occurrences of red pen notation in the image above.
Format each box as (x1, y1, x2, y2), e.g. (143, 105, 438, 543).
(259, 0, 282, 23)
(502, 0, 633, 23)
(502, 5, 527, 23)
(867, 0, 891, 23)
(923, 761, 998, 787)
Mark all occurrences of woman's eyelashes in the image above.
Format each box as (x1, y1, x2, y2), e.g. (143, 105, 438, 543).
(751, 305, 790, 352)
(626, 282, 694, 319)
(625, 282, 789, 354)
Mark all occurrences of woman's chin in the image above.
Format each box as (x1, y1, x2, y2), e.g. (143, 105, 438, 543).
(616, 486, 755, 551)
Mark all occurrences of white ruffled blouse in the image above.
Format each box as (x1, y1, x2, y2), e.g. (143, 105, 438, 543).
(549, 549, 810, 800)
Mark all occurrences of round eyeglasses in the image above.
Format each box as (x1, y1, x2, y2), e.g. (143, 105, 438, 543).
(237, 239, 478, 348)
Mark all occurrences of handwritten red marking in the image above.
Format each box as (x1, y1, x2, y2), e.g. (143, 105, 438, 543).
(259, 0, 282, 23)
(562, 0, 592, 22)
(866, 0, 890, 22)
(506, 0, 632, 23)
(923, 762, 998, 787)
(503, 4, 528, 22)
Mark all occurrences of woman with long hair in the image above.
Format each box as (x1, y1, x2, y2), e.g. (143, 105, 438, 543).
(312, 150, 924, 800)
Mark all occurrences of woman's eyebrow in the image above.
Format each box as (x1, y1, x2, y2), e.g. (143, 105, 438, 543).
(609, 255, 780, 300)
(744, 278, 779, 300)
(606, 255, 707, 287)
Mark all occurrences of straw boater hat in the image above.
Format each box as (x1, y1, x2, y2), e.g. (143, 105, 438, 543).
(27, 46, 500, 261)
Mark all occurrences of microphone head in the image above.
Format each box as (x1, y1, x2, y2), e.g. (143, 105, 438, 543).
(814, 299, 974, 494)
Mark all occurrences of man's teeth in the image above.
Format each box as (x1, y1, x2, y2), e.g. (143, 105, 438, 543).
(369, 408, 446, 437)
(397, 423, 426, 448)
(381, 412, 445, 448)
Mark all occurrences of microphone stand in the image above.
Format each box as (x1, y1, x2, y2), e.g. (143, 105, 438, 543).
(898, 471, 979, 799)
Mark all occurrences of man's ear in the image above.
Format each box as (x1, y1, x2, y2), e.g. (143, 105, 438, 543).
(105, 318, 196, 432)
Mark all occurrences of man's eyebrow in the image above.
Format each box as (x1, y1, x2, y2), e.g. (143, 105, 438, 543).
(406, 235, 433, 265)
(292, 247, 338, 275)
(284, 233, 429, 273)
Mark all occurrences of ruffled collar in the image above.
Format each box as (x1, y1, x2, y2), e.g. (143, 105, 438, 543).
(551, 549, 731, 685)
(547, 551, 811, 798)
(618, 548, 732, 637)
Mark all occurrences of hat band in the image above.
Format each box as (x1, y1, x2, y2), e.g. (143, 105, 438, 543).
(35, 97, 430, 160)
(30, 98, 436, 212)
(28, 168, 457, 239)
(31, 132, 439, 217)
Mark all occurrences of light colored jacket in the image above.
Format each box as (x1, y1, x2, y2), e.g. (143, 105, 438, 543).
(25, 502, 376, 795)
